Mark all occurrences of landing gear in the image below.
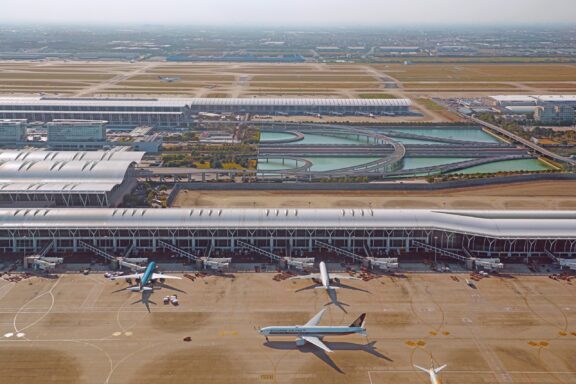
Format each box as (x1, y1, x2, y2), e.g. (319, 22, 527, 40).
(265, 336, 269, 342)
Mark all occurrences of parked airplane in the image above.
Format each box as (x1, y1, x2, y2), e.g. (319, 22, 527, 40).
(289, 261, 360, 290)
(259, 308, 367, 353)
(113, 261, 181, 292)
(414, 363, 447, 384)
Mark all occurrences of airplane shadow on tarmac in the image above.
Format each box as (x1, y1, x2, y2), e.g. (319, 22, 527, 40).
(132, 290, 157, 313)
(296, 283, 371, 314)
(263, 340, 392, 373)
(324, 289, 350, 313)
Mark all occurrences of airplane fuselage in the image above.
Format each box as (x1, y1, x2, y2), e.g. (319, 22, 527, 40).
(259, 325, 364, 338)
(139, 261, 156, 289)
(319, 261, 330, 288)
(427, 371, 440, 384)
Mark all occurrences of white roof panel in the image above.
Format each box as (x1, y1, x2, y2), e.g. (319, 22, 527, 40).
(0, 97, 411, 109)
(0, 150, 144, 163)
(0, 209, 573, 239)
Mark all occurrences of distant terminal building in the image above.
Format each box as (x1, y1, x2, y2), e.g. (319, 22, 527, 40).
(185, 98, 412, 116)
(377, 46, 421, 55)
(490, 95, 539, 107)
(167, 54, 305, 63)
(0, 150, 144, 207)
(0, 97, 413, 129)
(535, 105, 575, 126)
(490, 95, 576, 108)
(0, 97, 192, 130)
(47, 119, 107, 149)
(0, 209, 574, 259)
(0, 119, 27, 142)
(490, 95, 576, 125)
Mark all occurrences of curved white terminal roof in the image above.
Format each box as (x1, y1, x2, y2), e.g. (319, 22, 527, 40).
(0, 96, 190, 108)
(0, 160, 137, 193)
(0, 96, 411, 108)
(0, 208, 574, 239)
(491, 95, 576, 104)
(187, 98, 412, 107)
(0, 150, 144, 163)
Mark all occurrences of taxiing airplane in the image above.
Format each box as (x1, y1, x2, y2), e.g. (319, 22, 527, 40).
(414, 363, 447, 384)
(115, 261, 181, 292)
(259, 308, 366, 353)
(289, 261, 360, 290)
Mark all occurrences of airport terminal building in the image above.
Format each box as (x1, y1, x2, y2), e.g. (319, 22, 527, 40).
(185, 98, 412, 116)
(0, 150, 144, 207)
(0, 97, 413, 129)
(1, 208, 574, 261)
(0, 97, 192, 130)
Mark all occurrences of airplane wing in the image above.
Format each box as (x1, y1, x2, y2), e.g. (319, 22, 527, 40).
(301, 336, 333, 353)
(434, 364, 447, 373)
(330, 274, 361, 280)
(304, 308, 327, 326)
(289, 274, 320, 280)
(151, 273, 181, 280)
(413, 365, 429, 373)
(118, 273, 143, 280)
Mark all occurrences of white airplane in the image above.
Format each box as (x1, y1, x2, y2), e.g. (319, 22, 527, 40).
(115, 261, 181, 292)
(259, 308, 366, 353)
(414, 363, 447, 384)
(289, 261, 360, 290)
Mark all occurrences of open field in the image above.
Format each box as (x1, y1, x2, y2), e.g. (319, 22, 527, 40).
(0, 272, 575, 383)
(403, 82, 519, 89)
(372, 64, 576, 82)
(172, 180, 576, 210)
(0, 61, 574, 99)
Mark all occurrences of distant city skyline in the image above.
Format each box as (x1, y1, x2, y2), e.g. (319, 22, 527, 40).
(1, 0, 576, 26)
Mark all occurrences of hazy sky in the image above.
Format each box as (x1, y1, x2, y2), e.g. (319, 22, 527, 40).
(2, 0, 575, 26)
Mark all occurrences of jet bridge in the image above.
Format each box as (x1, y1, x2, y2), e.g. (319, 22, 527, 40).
(412, 240, 503, 271)
(546, 249, 576, 271)
(236, 240, 314, 270)
(316, 240, 398, 271)
(23, 240, 63, 271)
(158, 240, 230, 270)
(79, 241, 146, 271)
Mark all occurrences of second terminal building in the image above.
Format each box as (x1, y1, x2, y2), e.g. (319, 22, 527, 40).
(0, 97, 413, 129)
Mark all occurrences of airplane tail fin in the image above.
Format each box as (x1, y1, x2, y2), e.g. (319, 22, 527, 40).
(350, 313, 366, 328)
(434, 364, 447, 374)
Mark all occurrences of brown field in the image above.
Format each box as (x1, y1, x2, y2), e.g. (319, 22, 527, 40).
(0, 73, 114, 80)
(0, 272, 575, 383)
(251, 75, 378, 82)
(372, 63, 576, 82)
(172, 180, 576, 210)
(250, 82, 379, 89)
(128, 74, 236, 81)
(403, 82, 519, 89)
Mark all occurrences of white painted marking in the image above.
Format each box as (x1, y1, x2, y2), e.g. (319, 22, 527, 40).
(3, 332, 13, 338)
(112, 332, 122, 337)
(16, 332, 25, 338)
